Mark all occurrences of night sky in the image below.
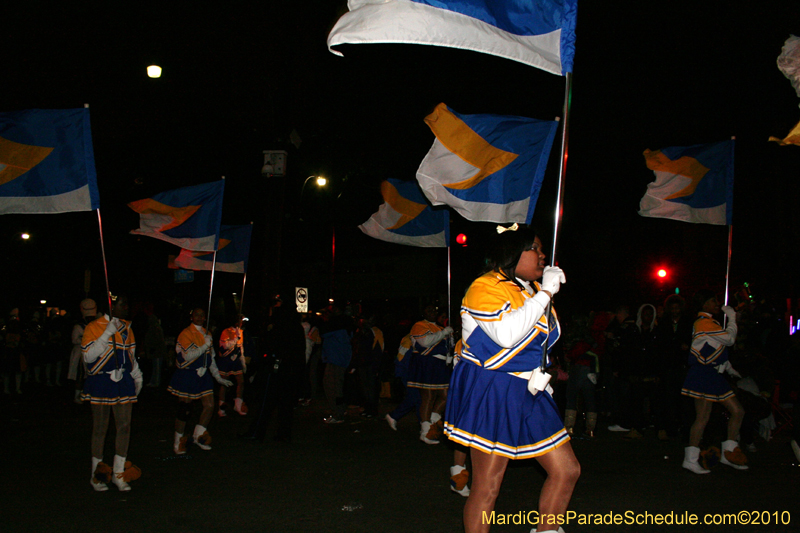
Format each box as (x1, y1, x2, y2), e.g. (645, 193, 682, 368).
(4, 2, 800, 320)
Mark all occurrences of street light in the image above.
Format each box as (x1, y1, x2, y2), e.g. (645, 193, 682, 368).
(20, 232, 30, 240)
(147, 65, 162, 78)
(300, 175, 327, 199)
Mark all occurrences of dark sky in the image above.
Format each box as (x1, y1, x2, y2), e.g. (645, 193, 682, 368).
(3, 1, 800, 317)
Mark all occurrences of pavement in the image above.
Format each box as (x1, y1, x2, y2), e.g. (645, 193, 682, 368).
(3, 383, 799, 533)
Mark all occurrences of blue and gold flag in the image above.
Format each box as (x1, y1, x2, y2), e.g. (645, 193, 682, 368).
(639, 140, 734, 225)
(416, 103, 558, 224)
(0, 108, 100, 214)
(328, 0, 578, 75)
(360, 179, 449, 247)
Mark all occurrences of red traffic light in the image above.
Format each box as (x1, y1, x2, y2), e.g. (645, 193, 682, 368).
(657, 268, 667, 279)
(456, 233, 468, 246)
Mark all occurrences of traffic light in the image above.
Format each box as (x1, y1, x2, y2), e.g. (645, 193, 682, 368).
(657, 268, 667, 279)
(456, 233, 468, 247)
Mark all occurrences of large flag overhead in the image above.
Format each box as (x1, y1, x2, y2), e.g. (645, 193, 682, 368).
(416, 103, 558, 224)
(170, 224, 252, 273)
(360, 179, 450, 247)
(639, 140, 734, 226)
(327, 0, 578, 76)
(0, 108, 100, 214)
(128, 180, 225, 251)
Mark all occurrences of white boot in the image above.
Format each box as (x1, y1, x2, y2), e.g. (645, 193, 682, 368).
(193, 425, 212, 450)
(450, 465, 470, 497)
(720, 439, 748, 470)
(682, 446, 710, 474)
(174, 432, 187, 455)
(90, 457, 109, 491)
(234, 397, 248, 415)
(111, 455, 131, 491)
(420, 421, 439, 445)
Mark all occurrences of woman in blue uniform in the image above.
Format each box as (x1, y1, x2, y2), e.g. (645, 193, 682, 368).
(444, 225, 579, 533)
(168, 308, 232, 454)
(81, 295, 142, 492)
(680, 290, 747, 473)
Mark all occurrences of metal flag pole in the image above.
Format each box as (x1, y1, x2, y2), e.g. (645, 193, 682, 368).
(447, 244, 452, 328)
(238, 221, 254, 315)
(723, 225, 734, 306)
(723, 137, 735, 326)
(205, 176, 224, 330)
(550, 72, 572, 262)
(206, 251, 218, 330)
(95, 208, 114, 318)
(84, 103, 114, 318)
(540, 73, 573, 372)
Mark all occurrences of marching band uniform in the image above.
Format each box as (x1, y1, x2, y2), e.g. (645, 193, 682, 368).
(169, 323, 230, 453)
(217, 326, 245, 377)
(406, 320, 452, 391)
(681, 312, 737, 402)
(82, 313, 142, 491)
(217, 325, 247, 415)
(168, 323, 219, 400)
(81, 315, 140, 405)
(444, 272, 568, 459)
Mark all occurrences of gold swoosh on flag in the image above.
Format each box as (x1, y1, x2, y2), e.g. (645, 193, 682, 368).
(0, 136, 54, 185)
(643, 149, 709, 200)
(127, 198, 202, 231)
(424, 103, 517, 190)
(381, 181, 426, 230)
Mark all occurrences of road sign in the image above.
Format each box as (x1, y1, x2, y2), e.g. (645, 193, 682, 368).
(296, 287, 308, 313)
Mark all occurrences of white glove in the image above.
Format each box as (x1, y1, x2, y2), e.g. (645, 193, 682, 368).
(241, 359, 247, 374)
(443, 326, 454, 336)
(209, 364, 232, 387)
(540, 266, 566, 295)
(203, 334, 213, 347)
(130, 365, 143, 396)
(99, 318, 120, 342)
(721, 305, 737, 323)
(587, 373, 598, 385)
(527, 367, 552, 396)
(717, 361, 741, 378)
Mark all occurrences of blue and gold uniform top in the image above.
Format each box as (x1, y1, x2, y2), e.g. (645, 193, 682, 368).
(81, 315, 136, 375)
(459, 272, 559, 373)
(410, 320, 449, 358)
(176, 324, 212, 370)
(690, 312, 737, 368)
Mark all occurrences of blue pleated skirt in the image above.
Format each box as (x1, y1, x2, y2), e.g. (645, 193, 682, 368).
(681, 364, 734, 401)
(168, 368, 214, 399)
(82, 371, 137, 405)
(444, 361, 569, 459)
(216, 356, 244, 377)
(407, 353, 450, 390)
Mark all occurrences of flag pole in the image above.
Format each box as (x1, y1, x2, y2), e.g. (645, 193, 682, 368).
(541, 73, 572, 372)
(550, 72, 572, 263)
(722, 136, 735, 325)
(205, 175, 224, 330)
(447, 245, 452, 328)
(84, 103, 114, 317)
(238, 221, 254, 316)
(206, 251, 218, 330)
(239, 272, 248, 315)
(723, 225, 733, 306)
(95, 208, 114, 318)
